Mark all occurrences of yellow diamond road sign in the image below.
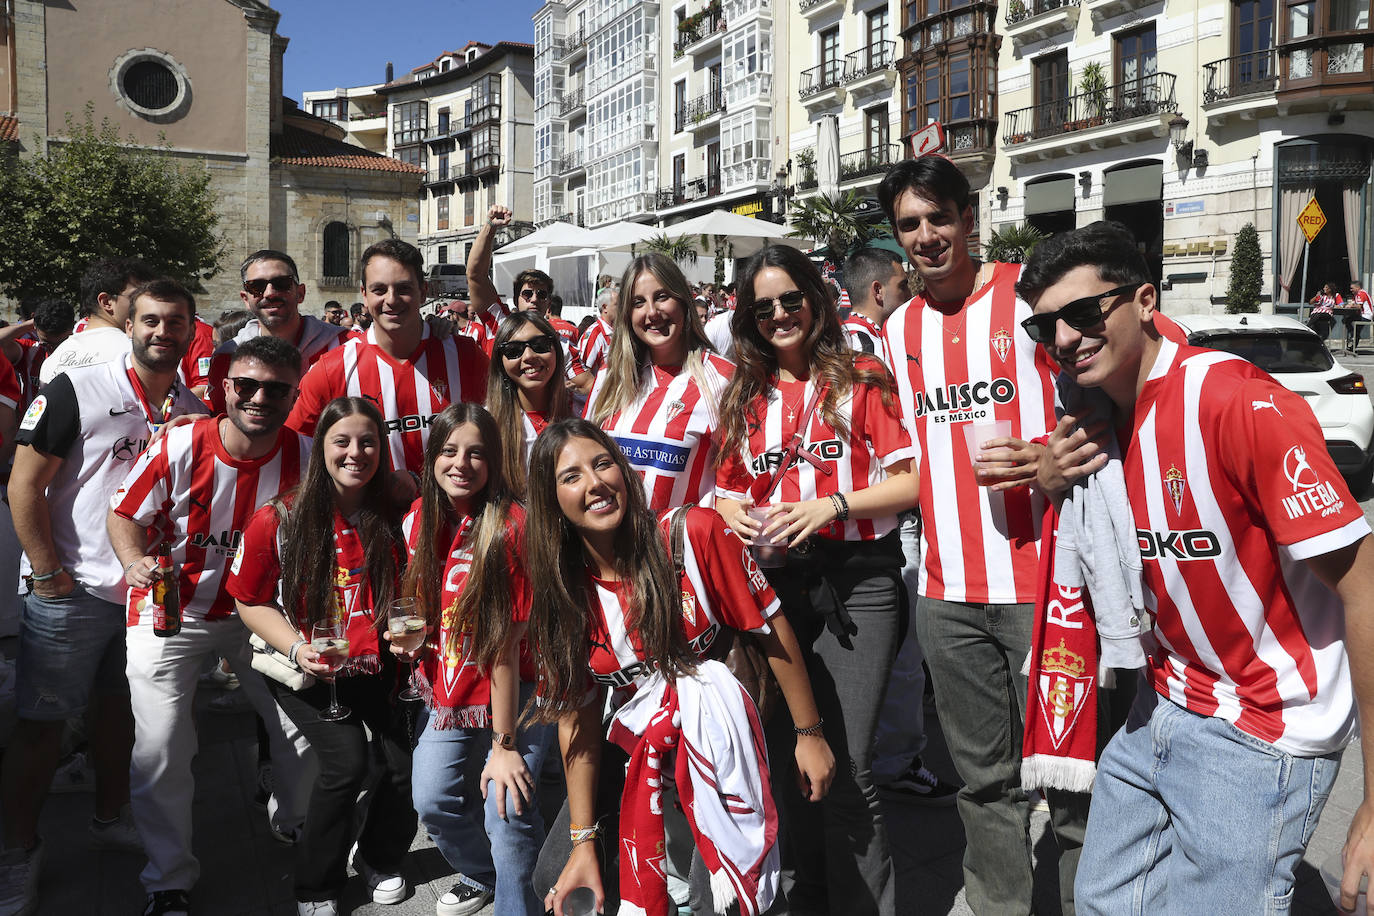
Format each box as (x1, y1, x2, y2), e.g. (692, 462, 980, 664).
(1299, 197, 1326, 244)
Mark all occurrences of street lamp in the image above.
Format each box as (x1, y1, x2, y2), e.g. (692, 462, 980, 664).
(1168, 114, 1193, 159)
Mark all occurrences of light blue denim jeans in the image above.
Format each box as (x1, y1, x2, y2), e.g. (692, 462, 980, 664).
(412, 684, 555, 916)
(1077, 686, 1340, 915)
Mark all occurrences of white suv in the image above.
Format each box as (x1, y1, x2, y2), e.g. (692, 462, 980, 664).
(1170, 314, 1374, 493)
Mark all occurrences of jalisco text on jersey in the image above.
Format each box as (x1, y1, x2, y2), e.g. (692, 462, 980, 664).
(914, 378, 1017, 420)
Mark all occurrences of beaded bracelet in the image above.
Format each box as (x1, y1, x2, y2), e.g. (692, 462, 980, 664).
(828, 492, 850, 523)
(794, 718, 825, 737)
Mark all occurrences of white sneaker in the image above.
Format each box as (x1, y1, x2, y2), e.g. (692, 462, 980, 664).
(49, 752, 95, 794)
(354, 856, 407, 905)
(296, 902, 338, 916)
(0, 839, 42, 916)
(436, 881, 493, 916)
(89, 805, 144, 852)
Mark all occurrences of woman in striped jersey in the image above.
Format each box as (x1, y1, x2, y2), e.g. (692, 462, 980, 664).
(486, 312, 574, 497)
(714, 244, 918, 916)
(527, 419, 833, 916)
(586, 253, 733, 512)
(400, 403, 551, 916)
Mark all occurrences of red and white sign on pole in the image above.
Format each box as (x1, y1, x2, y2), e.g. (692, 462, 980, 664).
(908, 122, 946, 157)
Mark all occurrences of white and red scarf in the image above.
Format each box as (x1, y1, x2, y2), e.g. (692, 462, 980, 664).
(607, 660, 779, 916)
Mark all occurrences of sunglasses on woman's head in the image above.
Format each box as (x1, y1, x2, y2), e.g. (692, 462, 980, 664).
(496, 336, 557, 360)
(228, 377, 295, 401)
(753, 290, 807, 321)
(1020, 283, 1143, 345)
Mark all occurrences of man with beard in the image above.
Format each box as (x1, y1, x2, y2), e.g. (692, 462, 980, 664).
(0, 280, 207, 915)
(204, 251, 354, 413)
(107, 335, 313, 916)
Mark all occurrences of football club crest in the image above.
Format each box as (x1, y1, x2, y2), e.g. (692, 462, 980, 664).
(991, 328, 1013, 361)
(666, 399, 686, 422)
(680, 591, 697, 627)
(1035, 640, 1093, 750)
(431, 381, 449, 402)
(1163, 464, 1186, 514)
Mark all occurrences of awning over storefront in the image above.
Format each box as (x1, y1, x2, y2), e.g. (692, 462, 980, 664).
(1104, 163, 1163, 207)
(1024, 176, 1076, 216)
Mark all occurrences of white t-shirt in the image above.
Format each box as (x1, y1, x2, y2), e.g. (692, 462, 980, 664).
(705, 309, 735, 359)
(39, 326, 131, 385)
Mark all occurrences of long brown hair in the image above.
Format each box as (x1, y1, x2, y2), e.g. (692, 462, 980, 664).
(716, 244, 894, 463)
(486, 311, 571, 496)
(401, 403, 518, 671)
(280, 397, 401, 631)
(591, 253, 723, 426)
(524, 419, 693, 716)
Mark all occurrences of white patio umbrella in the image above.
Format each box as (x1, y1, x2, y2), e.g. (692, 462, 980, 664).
(495, 221, 597, 255)
(588, 221, 660, 253)
(663, 209, 814, 258)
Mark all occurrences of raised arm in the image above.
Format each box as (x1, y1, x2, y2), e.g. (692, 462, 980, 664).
(467, 205, 514, 315)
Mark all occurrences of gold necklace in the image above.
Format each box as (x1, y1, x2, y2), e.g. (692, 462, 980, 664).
(939, 309, 968, 344)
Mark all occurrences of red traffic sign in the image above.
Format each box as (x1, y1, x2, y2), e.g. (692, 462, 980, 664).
(909, 122, 945, 157)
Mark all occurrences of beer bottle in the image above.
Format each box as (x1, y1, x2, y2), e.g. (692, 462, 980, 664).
(151, 544, 182, 638)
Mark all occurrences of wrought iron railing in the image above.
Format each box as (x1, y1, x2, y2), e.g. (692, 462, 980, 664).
(674, 8, 724, 57)
(656, 170, 723, 208)
(1005, 0, 1080, 26)
(555, 149, 585, 174)
(1002, 71, 1177, 144)
(1202, 49, 1278, 103)
(558, 89, 585, 116)
(674, 88, 725, 132)
(839, 144, 902, 182)
(799, 60, 846, 98)
(553, 30, 585, 59)
(844, 41, 896, 82)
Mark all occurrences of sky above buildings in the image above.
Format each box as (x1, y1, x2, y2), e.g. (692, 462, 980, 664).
(272, 0, 538, 102)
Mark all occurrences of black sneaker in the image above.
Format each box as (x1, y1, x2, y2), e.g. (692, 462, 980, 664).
(143, 889, 191, 916)
(881, 758, 960, 806)
(435, 881, 493, 916)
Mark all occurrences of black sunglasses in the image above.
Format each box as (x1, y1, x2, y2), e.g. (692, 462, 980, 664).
(1021, 283, 1143, 344)
(243, 275, 298, 296)
(753, 289, 807, 321)
(519, 288, 551, 301)
(496, 336, 557, 360)
(228, 376, 295, 401)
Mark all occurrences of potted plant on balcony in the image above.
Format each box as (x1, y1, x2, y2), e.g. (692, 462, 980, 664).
(1079, 61, 1109, 127)
(1009, 0, 1027, 22)
(796, 147, 817, 187)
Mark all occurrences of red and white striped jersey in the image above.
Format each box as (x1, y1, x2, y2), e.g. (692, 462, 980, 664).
(112, 417, 309, 624)
(842, 313, 884, 358)
(519, 410, 551, 468)
(1311, 293, 1341, 315)
(1128, 340, 1367, 754)
(459, 300, 511, 358)
(883, 262, 1058, 603)
(207, 316, 354, 414)
(586, 506, 777, 701)
(1356, 289, 1373, 319)
(178, 318, 216, 394)
(578, 317, 613, 375)
(549, 315, 580, 347)
(715, 357, 912, 541)
(588, 354, 734, 512)
(287, 324, 489, 475)
(73, 316, 90, 334)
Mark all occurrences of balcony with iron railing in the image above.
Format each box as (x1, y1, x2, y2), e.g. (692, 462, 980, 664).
(425, 160, 470, 185)
(1200, 48, 1280, 123)
(555, 148, 586, 175)
(799, 61, 846, 106)
(425, 120, 464, 142)
(838, 144, 903, 184)
(656, 170, 723, 209)
(1004, 0, 1080, 43)
(674, 87, 725, 132)
(1002, 71, 1178, 161)
(554, 29, 586, 60)
(674, 6, 725, 58)
(843, 41, 896, 90)
(799, 0, 842, 18)
(558, 88, 586, 117)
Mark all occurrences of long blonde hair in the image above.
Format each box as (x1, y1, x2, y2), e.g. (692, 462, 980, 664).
(590, 253, 724, 425)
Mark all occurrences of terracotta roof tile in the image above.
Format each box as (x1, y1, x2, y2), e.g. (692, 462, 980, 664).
(0, 116, 17, 144)
(271, 123, 422, 174)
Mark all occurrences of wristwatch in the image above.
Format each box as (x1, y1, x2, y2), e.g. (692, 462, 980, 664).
(492, 731, 516, 750)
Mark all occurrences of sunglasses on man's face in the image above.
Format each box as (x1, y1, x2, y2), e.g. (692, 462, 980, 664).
(497, 336, 557, 360)
(228, 376, 295, 401)
(519, 287, 551, 302)
(1020, 283, 1143, 345)
(752, 289, 807, 322)
(243, 275, 297, 297)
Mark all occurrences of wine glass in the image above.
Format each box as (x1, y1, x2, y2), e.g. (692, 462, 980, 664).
(388, 598, 425, 702)
(311, 620, 351, 722)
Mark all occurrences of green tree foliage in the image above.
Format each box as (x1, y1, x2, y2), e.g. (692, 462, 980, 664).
(0, 109, 225, 304)
(788, 190, 892, 256)
(1225, 223, 1263, 314)
(642, 232, 698, 267)
(982, 222, 1048, 265)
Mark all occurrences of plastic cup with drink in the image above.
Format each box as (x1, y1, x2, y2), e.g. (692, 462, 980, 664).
(963, 418, 1013, 486)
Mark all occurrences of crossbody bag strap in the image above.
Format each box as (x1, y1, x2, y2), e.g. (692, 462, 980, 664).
(758, 381, 832, 503)
(670, 504, 694, 579)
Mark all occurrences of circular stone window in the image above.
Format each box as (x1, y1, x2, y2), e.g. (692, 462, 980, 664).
(109, 49, 193, 123)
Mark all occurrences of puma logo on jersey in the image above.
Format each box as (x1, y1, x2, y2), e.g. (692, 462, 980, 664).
(1252, 396, 1282, 416)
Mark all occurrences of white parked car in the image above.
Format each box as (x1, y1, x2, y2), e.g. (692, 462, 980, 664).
(1170, 314, 1374, 492)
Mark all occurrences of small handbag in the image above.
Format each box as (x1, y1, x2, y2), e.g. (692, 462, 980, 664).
(249, 631, 315, 691)
(670, 506, 780, 723)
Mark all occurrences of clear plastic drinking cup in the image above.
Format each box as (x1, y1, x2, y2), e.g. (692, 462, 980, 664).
(563, 886, 598, 916)
(748, 505, 786, 568)
(963, 419, 1013, 486)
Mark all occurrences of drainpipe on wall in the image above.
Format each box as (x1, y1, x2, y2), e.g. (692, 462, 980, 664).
(5, 0, 18, 116)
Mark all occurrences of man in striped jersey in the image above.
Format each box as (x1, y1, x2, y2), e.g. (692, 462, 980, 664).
(107, 335, 313, 916)
(287, 238, 488, 483)
(879, 156, 1089, 914)
(1020, 221, 1374, 913)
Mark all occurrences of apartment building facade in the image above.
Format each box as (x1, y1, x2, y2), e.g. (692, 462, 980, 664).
(301, 71, 391, 156)
(989, 0, 1372, 313)
(379, 42, 536, 269)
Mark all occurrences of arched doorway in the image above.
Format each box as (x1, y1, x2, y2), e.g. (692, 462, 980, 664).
(1275, 136, 1372, 305)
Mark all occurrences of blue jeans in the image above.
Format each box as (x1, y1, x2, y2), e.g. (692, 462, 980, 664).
(17, 586, 126, 720)
(412, 688, 555, 916)
(916, 595, 1089, 916)
(1077, 687, 1339, 915)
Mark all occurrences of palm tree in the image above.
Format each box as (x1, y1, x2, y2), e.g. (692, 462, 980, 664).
(641, 232, 698, 267)
(787, 190, 892, 256)
(981, 223, 1048, 264)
